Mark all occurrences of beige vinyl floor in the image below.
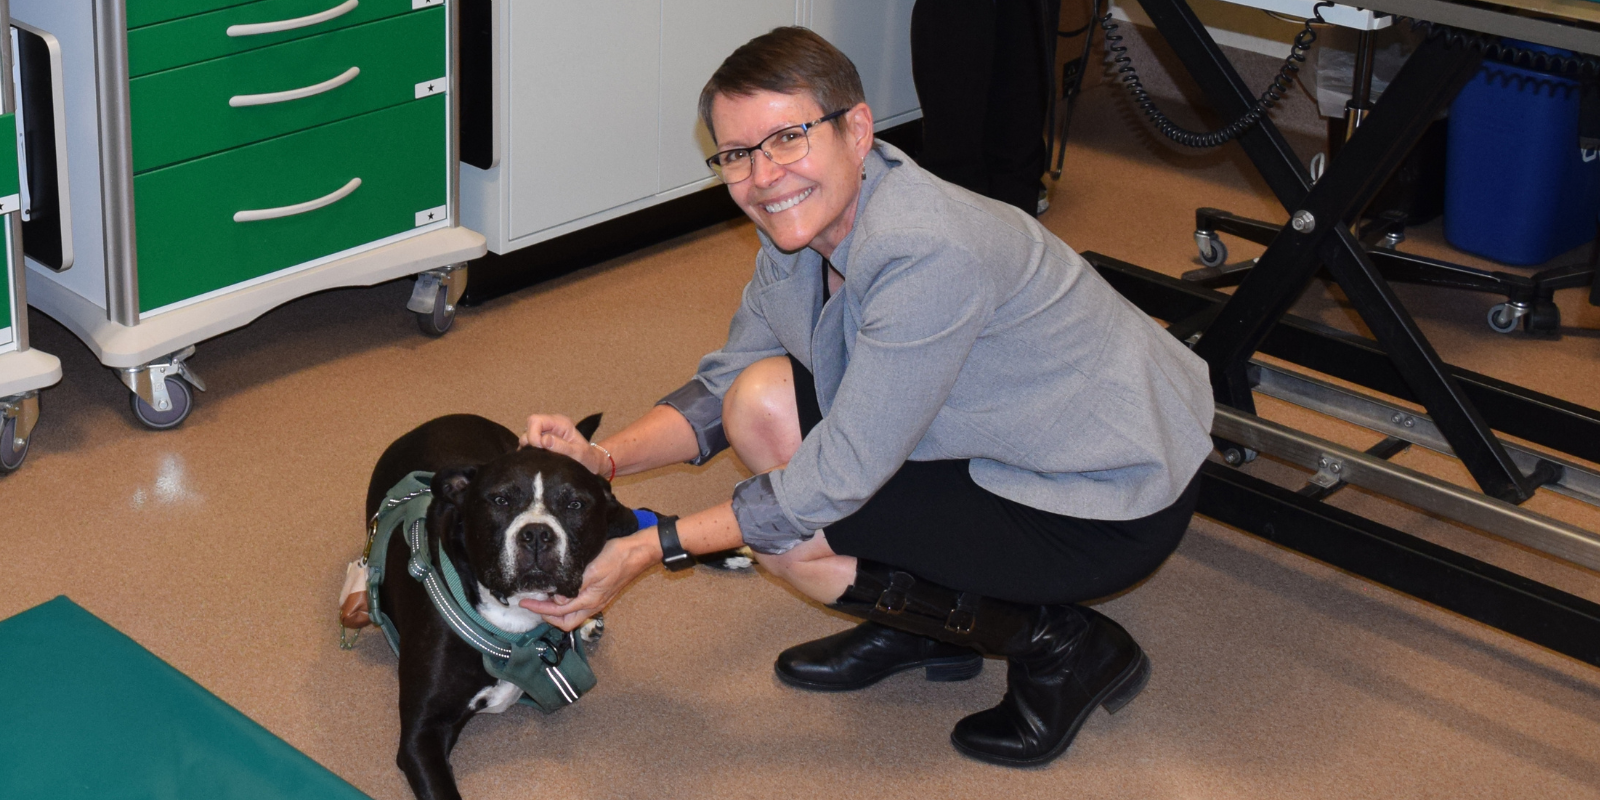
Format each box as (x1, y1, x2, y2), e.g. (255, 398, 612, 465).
(5, 61, 1600, 799)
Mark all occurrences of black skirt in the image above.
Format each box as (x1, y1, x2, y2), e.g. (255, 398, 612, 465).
(789, 355, 1198, 605)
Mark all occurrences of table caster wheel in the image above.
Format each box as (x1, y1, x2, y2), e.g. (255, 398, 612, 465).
(0, 414, 29, 473)
(130, 377, 193, 430)
(416, 281, 455, 336)
(1486, 302, 1527, 334)
(1524, 302, 1560, 334)
(1196, 232, 1228, 268)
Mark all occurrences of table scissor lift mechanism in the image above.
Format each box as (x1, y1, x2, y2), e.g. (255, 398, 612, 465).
(1180, 17, 1600, 335)
(1095, 0, 1600, 668)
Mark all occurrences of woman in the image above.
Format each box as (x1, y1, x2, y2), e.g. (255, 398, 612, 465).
(519, 27, 1213, 767)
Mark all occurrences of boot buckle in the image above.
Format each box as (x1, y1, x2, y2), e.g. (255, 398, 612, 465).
(945, 593, 979, 634)
(874, 572, 916, 614)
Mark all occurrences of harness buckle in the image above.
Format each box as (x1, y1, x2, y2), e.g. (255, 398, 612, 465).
(875, 572, 915, 614)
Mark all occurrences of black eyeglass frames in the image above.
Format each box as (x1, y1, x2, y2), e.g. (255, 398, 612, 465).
(705, 109, 849, 184)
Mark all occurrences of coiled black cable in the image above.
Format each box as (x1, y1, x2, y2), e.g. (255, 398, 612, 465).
(1099, 1, 1333, 148)
(1096, 2, 1600, 150)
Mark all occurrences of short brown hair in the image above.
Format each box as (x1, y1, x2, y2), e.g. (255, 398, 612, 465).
(698, 26, 866, 143)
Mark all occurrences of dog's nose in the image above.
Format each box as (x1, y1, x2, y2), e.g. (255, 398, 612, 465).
(518, 524, 557, 551)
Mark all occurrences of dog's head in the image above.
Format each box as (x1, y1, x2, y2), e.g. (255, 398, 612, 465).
(426, 415, 637, 604)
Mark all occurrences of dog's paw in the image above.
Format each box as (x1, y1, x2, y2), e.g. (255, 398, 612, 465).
(578, 614, 605, 648)
(699, 547, 757, 571)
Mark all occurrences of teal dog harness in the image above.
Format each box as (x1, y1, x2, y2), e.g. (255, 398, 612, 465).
(364, 471, 601, 713)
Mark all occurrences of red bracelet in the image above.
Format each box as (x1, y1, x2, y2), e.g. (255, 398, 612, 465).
(589, 442, 616, 482)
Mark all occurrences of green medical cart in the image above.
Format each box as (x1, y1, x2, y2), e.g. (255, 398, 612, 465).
(10, 0, 484, 428)
(0, 0, 61, 471)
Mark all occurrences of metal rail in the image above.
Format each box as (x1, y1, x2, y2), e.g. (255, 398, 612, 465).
(1214, 405, 1600, 572)
(1252, 362, 1600, 508)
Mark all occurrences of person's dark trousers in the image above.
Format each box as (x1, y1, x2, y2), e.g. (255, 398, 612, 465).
(910, 0, 1061, 215)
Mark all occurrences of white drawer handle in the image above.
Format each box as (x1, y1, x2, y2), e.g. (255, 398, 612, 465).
(230, 66, 360, 107)
(234, 177, 362, 223)
(226, 0, 359, 37)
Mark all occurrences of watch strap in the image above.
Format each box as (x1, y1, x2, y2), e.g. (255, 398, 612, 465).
(656, 515, 695, 572)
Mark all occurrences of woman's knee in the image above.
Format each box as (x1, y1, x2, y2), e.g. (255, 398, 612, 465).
(723, 356, 802, 471)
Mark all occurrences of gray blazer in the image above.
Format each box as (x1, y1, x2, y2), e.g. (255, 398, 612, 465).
(661, 142, 1214, 554)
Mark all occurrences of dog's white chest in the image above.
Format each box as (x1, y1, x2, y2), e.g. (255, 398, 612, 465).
(469, 680, 523, 714)
(475, 585, 548, 633)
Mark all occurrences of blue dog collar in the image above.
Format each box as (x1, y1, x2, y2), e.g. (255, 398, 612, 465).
(633, 508, 659, 529)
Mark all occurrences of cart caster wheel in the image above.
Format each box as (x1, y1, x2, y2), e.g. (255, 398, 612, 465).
(1196, 233, 1228, 268)
(1486, 303, 1527, 334)
(1524, 302, 1560, 334)
(0, 414, 29, 473)
(416, 283, 455, 337)
(130, 377, 193, 430)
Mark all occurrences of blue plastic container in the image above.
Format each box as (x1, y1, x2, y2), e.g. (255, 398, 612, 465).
(1444, 45, 1600, 265)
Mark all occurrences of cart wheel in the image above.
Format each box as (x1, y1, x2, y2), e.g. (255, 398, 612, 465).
(1484, 302, 1523, 334)
(1524, 302, 1561, 334)
(1196, 234, 1227, 268)
(0, 414, 29, 473)
(130, 377, 193, 430)
(416, 282, 455, 336)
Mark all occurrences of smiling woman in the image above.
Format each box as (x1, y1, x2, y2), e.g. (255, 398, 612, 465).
(518, 26, 1215, 769)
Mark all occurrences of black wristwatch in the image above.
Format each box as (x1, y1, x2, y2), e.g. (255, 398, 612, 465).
(656, 515, 696, 572)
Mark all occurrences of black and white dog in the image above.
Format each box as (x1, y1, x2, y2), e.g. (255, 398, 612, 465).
(361, 413, 636, 800)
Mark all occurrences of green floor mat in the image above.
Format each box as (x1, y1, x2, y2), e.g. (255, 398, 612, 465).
(0, 596, 371, 800)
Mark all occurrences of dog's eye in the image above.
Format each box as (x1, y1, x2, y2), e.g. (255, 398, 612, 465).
(567, 500, 585, 511)
(491, 495, 509, 507)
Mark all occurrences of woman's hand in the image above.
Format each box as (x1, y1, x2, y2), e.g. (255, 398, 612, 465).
(519, 528, 662, 631)
(520, 413, 603, 474)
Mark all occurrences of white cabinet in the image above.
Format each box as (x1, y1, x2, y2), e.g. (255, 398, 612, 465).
(659, 0, 797, 193)
(505, 1, 661, 241)
(463, 0, 920, 255)
(805, 0, 919, 126)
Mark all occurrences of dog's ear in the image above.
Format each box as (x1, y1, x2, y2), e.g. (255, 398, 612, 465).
(604, 490, 640, 540)
(432, 466, 477, 508)
(574, 413, 603, 442)
(429, 467, 477, 565)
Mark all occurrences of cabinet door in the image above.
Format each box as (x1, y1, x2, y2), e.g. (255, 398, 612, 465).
(807, 0, 918, 123)
(658, 0, 796, 193)
(505, 0, 660, 241)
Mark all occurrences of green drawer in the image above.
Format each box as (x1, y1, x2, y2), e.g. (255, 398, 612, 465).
(0, 115, 17, 201)
(0, 113, 15, 335)
(133, 96, 447, 314)
(130, 0, 260, 30)
(129, 0, 427, 78)
(0, 224, 10, 335)
(131, 7, 445, 173)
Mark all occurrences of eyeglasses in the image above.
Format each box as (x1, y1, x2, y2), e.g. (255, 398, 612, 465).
(705, 109, 849, 184)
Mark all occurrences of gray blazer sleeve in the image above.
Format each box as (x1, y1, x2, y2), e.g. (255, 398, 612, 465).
(761, 228, 995, 545)
(657, 252, 790, 465)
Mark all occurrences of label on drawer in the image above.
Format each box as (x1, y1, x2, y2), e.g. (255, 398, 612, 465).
(413, 0, 444, 8)
(0, 194, 18, 215)
(416, 206, 448, 227)
(416, 78, 448, 99)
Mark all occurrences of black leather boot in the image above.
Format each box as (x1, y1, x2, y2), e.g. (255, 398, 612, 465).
(775, 621, 984, 691)
(947, 605, 1150, 766)
(835, 560, 1152, 767)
